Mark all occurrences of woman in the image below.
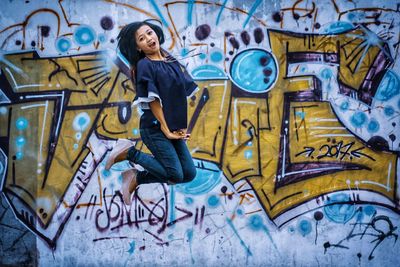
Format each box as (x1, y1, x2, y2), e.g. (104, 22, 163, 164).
(105, 20, 198, 205)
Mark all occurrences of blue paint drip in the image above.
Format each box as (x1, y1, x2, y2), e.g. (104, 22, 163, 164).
(248, 215, 277, 249)
(169, 186, 176, 228)
(320, 68, 333, 80)
(243, 0, 262, 28)
(127, 241, 135, 255)
(148, 0, 169, 27)
(244, 150, 253, 159)
(226, 218, 253, 256)
(187, 0, 194, 26)
(186, 229, 195, 264)
(216, 0, 228, 25)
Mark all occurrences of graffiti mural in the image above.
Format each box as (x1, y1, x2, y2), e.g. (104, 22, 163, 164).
(0, 0, 399, 266)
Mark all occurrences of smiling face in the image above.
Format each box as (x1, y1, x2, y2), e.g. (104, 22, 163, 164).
(135, 24, 160, 56)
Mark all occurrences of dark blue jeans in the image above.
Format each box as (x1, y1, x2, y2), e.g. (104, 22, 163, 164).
(127, 127, 197, 185)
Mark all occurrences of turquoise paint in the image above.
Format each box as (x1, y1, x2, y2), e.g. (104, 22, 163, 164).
(210, 51, 223, 63)
(191, 64, 227, 80)
(73, 25, 96, 46)
(367, 119, 380, 133)
(376, 70, 399, 101)
(226, 218, 253, 256)
(15, 136, 26, 147)
(55, 37, 71, 53)
(322, 21, 354, 34)
(175, 160, 221, 195)
(364, 205, 376, 216)
(148, 0, 169, 27)
(242, 0, 262, 28)
(169, 186, 176, 228)
(207, 195, 220, 208)
(216, 0, 228, 25)
(384, 106, 395, 117)
(324, 193, 355, 223)
(230, 49, 277, 92)
(297, 219, 312, 236)
(16, 117, 28, 131)
(350, 112, 367, 127)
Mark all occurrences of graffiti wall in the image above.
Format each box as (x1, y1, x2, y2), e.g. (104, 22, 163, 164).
(0, 0, 399, 266)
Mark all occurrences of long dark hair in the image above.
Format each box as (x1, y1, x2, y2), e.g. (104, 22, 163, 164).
(117, 19, 165, 72)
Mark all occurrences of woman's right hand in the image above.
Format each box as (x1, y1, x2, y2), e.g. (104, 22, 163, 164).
(164, 130, 190, 140)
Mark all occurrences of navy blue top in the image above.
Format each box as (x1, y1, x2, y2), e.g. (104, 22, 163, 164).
(133, 57, 198, 131)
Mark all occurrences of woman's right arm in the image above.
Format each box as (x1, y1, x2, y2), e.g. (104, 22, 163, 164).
(149, 100, 187, 140)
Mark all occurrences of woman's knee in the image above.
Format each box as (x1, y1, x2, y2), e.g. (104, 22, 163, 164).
(183, 166, 197, 183)
(167, 168, 184, 183)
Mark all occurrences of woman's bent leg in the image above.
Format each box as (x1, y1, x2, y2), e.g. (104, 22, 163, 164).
(172, 139, 197, 183)
(128, 128, 185, 185)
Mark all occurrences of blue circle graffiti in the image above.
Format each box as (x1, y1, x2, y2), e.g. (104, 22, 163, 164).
(16, 151, 23, 160)
(367, 119, 380, 133)
(55, 37, 71, 53)
(207, 195, 220, 208)
(350, 111, 367, 127)
(210, 50, 223, 63)
(248, 214, 264, 231)
(230, 49, 277, 93)
(384, 106, 395, 117)
(324, 193, 356, 223)
(73, 25, 96, 46)
(72, 112, 91, 132)
(297, 219, 312, 236)
(16, 136, 26, 147)
(15, 117, 28, 131)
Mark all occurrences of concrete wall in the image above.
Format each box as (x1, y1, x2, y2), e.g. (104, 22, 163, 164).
(0, 0, 399, 266)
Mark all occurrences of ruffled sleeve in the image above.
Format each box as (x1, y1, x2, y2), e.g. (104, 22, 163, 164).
(180, 64, 199, 98)
(132, 59, 162, 109)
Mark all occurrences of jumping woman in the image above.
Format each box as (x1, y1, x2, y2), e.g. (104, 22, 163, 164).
(105, 20, 198, 205)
